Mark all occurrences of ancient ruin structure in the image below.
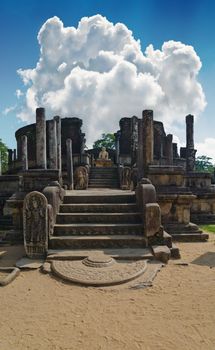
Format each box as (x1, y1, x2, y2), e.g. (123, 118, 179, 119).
(0, 106, 212, 264)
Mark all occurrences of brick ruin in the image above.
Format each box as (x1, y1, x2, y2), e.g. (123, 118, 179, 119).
(0, 107, 213, 260)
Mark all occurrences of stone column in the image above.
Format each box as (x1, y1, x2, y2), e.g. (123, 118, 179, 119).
(173, 143, 179, 158)
(48, 119, 58, 169)
(36, 107, 47, 169)
(21, 135, 28, 171)
(137, 119, 144, 179)
(8, 149, 13, 171)
(186, 114, 196, 172)
(115, 131, 120, 165)
(54, 116, 62, 172)
(166, 134, 173, 165)
(13, 149, 17, 161)
(66, 139, 74, 190)
(142, 110, 154, 176)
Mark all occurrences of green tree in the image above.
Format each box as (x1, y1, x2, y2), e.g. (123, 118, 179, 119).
(0, 138, 8, 173)
(195, 155, 214, 173)
(93, 133, 115, 150)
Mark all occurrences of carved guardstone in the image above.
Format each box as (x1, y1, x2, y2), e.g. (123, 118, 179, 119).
(74, 166, 88, 189)
(23, 191, 48, 258)
(120, 167, 131, 190)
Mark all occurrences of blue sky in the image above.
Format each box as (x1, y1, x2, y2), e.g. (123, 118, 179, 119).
(0, 0, 215, 157)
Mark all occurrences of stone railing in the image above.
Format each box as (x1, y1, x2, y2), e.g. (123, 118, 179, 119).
(135, 178, 161, 239)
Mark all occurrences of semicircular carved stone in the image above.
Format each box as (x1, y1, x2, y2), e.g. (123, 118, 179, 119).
(74, 166, 88, 190)
(23, 191, 48, 258)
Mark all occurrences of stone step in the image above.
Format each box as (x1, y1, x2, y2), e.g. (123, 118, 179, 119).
(63, 194, 136, 204)
(89, 178, 119, 183)
(88, 182, 119, 186)
(148, 231, 173, 248)
(171, 232, 209, 242)
(56, 212, 142, 224)
(49, 235, 147, 249)
(60, 203, 138, 213)
(88, 184, 119, 189)
(47, 248, 154, 260)
(54, 223, 144, 236)
(89, 174, 118, 178)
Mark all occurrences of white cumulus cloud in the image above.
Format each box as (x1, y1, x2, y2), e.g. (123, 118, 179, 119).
(16, 15, 206, 145)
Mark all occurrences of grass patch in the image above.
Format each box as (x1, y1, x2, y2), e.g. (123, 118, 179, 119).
(199, 225, 215, 234)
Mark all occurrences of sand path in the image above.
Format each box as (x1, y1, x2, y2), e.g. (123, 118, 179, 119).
(0, 235, 215, 350)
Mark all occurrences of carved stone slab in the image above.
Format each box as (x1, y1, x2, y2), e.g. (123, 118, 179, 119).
(23, 191, 48, 258)
(51, 257, 147, 286)
(74, 166, 88, 189)
(120, 167, 131, 190)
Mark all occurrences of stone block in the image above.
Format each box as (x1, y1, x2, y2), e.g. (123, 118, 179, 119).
(152, 245, 171, 263)
(144, 203, 161, 237)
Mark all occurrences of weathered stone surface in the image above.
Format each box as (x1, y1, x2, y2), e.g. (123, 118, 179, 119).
(47, 248, 153, 260)
(0, 267, 20, 286)
(0, 251, 6, 259)
(41, 262, 51, 274)
(16, 257, 44, 269)
(74, 166, 88, 190)
(135, 179, 156, 211)
(144, 203, 161, 237)
(48, 119, 58, 169)
(21, 135, 28, 170)
(66, 138, 74, 189)
(51, 257, 147, 286)
(23, 191, 48, 258)
(152, 245, 171, 263)
(186, 114, 196, 172)
(36, 107, 47, 169)
(120, 167, 131, 190)
(165, 134, 173, 165)
(170, 243, 181, 259)
(142, 110, 154, 175)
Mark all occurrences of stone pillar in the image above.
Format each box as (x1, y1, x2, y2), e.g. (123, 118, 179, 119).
(137, 119, 144, 179)
(13, 149, 17, 161)
(115, 131, 120, 165)
(166, 134, 173, 165)
(8, 149, 13, 171)
(54, 116, 62, 172)
(142, 110, 154, 176)
(66, 139, 74, 190)
(186, 114, 196, 172)
(36, 107, 47, 169)
(131, 116, 139, 164)
(48, 119, 58, 169)
(21, 135, 28, 171)
(173, 143, 179, 158)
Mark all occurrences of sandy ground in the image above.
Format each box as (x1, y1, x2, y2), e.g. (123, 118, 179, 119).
(0, 235, 215, 350)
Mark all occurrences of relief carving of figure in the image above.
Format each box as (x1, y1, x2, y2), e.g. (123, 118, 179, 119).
(23, 191, 48, 258)
(74, 166, 88, 190)
(120, 167, 131, 190)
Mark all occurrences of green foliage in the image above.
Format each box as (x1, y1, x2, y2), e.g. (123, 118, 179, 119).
(195, 155, 214, 173)
(0, 139, 8, 173)
(93, 133, 115, 150)
(199, 225, 215, 234)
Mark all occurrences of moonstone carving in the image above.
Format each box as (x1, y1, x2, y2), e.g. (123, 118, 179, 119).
(23, 191, 48, 258)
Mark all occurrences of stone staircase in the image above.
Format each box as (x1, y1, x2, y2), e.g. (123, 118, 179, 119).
(50, 191, 147, 249)
(88, 167, 119, 188)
